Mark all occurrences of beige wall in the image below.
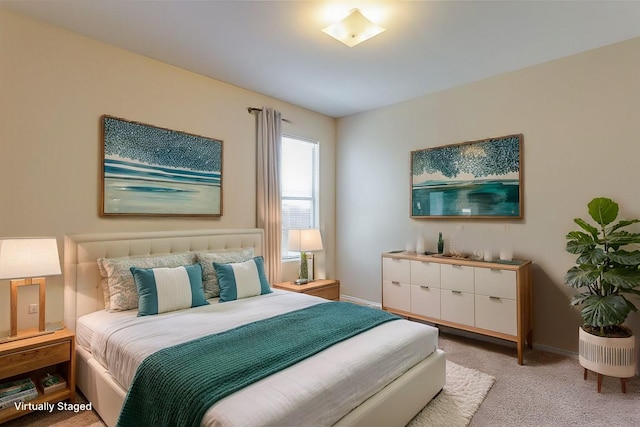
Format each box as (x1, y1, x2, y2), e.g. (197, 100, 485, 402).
(0, 8, 336, 333)
(336, 37, 640, 354)
(4, 6, 640, 360)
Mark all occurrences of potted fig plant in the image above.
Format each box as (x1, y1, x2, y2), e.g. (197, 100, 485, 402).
(565, 197, 640, 388)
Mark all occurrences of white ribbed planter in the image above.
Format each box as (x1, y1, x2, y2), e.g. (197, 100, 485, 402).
(579, 327, 636, 378)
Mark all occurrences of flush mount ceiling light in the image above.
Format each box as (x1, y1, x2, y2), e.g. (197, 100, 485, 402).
(322, 8, 385, 47)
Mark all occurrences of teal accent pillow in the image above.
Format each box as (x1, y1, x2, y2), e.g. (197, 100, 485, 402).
(213, 256, 272, 302)
(130, 264, 209, 316)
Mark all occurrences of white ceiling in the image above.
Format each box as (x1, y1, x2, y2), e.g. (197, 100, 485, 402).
(3, 1, 640, 118)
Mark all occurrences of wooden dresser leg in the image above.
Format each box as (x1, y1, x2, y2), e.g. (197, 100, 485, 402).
(517, 342, 524, 365)
(621, 378, 627, 393)
(597, 374, 603, 393)
(583, 368, 588, 380)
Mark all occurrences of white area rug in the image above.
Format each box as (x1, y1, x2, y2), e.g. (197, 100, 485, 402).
(407, 361, 495, 427)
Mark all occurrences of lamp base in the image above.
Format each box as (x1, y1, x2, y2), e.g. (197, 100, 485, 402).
(294, 279, 309, 285)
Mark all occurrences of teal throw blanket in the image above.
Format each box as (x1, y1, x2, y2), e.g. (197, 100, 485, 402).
(117, 302, 399, 427)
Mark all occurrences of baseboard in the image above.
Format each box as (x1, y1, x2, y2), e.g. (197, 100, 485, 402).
(340, 294, 381, 309)
(532, 342, 577, 358)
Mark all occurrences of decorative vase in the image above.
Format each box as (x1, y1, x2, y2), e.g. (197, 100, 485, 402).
(499, 247, 513, 261)
(437, 232, 444, 254)
(405, 241, 415, 252)
(578, 327, 636, 379)
(416, 236, 425, 254)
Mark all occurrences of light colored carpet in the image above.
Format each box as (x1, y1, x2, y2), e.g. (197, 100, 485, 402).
(4, 360, 491, 427)
(438, 330, 640, 427)
(408, 361, 495, 427)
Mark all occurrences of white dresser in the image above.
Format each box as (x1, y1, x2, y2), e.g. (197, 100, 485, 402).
(382, 252, 532, 364)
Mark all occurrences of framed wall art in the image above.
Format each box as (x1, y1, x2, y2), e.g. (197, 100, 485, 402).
(101, 115, 223, 216)
(411, 134, 523, 219)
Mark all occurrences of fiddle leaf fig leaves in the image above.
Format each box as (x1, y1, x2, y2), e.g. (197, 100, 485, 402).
(588, 197, 618, 226)
(565, 197, 640, 331)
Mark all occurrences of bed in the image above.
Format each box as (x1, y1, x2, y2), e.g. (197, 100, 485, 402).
(63, 229, 445, 427)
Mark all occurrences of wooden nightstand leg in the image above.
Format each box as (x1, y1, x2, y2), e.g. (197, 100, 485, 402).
(583, 368, 588, 381)
(597, 373, 603, 393)
(621, 377, 627, 393)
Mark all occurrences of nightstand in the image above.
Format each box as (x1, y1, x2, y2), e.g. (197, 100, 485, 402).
(0, 329, 76, 423)
(273, 279, 340, 301)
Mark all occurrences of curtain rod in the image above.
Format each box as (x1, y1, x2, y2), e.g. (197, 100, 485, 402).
(247, 107, 291, 123)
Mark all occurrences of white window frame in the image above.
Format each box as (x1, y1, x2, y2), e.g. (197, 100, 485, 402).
(281, 135, 319, 260)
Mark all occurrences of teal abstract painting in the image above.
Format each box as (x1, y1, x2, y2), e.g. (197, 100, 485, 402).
(411, 134, 522, 218)
(101, 116, 223, 216)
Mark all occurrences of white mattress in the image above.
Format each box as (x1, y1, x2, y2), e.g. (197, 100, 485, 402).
(77, 290, 439, 427)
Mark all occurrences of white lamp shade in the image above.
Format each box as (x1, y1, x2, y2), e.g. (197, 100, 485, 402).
(0, 238, 61, 279)
(288, 229, 324, 252)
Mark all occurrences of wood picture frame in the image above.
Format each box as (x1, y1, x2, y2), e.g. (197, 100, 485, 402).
(411, 134, 523, 219)
(100, 115, 223, 217)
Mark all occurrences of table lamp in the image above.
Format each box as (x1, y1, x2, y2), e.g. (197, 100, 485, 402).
(0, 238, 61, 341)
(288, 229, 323, 285)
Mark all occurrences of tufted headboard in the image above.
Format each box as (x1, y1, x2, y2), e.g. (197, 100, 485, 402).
(63, 229, 264, 332)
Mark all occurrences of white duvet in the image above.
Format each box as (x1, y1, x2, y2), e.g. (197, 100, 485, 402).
(78, 290, 439, 427)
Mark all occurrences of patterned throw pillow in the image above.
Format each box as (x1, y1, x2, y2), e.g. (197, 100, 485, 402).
(96, 259, 111, 310)
(196, 248, 255, 299)
(213, 256, 272, 302)
(130, 264, 209, 316)
(98, 253, 197, 311)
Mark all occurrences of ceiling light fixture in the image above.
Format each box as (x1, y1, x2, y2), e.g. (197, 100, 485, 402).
(322, 8, 385, 47)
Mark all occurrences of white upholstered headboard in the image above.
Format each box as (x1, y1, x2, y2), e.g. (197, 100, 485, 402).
(63, 229, 264, 332)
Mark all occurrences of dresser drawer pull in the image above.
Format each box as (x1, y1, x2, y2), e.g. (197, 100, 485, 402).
(391, 281, 400, 285)
(490, 268, 502, 272)
(421, 261, 431, 265)
(452, 265, 463, 269)
(420, 285, 430, 289)
(490, 296, 501, 301)
(452, 290, 462, 295)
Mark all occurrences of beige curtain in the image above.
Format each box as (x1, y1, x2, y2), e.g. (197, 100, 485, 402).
(256, 107, 282, 285)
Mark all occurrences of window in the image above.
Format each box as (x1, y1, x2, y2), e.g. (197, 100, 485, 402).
(281, 135, 319, 259)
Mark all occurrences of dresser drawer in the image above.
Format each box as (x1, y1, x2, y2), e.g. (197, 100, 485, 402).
(382, 280, 411, 312)
(440, 264, 474, 293)
(475, 268, 516, 299)
(411, 284, 441, 319)
(440, 289, 474, 326)
(410, 260, 441, 288)
(306, 285, 339, 300)
(0, 341, 70, 378)
(475, 295, 517, 335)
(382, 257, 411, 283)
